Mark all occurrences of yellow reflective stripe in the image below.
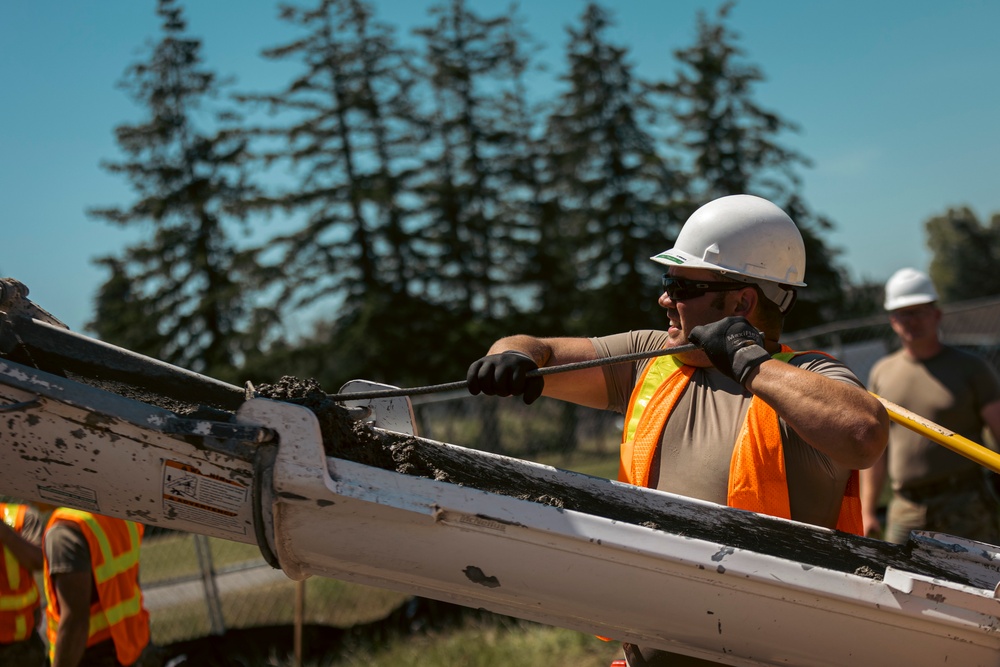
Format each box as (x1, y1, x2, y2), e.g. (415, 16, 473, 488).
(88, 608, 111, 635)
(58, 510, 139, 583)
(624, 354, 683, 444)
(87, 589, 142, 636)
(92, 521, 140, 583)
(2, 505, 21, 589)
(101, 589, 143, 627)
(0, 582, 38, 610)
(1, 504, 38, 615)
(3, 546, 20, 589)
(13, 613, 27, 641)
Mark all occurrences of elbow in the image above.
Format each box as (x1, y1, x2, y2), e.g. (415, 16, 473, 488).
(854, 403, 890, 470)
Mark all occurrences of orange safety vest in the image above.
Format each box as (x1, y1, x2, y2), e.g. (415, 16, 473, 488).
(43, 509, 150, 666)
(0, 503, 41, 644)
(620, 346, 863, 535)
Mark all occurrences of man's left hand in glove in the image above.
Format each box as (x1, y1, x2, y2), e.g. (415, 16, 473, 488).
(688, 316, 771, 386)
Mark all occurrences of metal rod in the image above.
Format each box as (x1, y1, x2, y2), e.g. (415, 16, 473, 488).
(328, 344, 699, 401)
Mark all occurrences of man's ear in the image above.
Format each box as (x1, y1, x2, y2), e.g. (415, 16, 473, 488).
(734, 286, 757, 316)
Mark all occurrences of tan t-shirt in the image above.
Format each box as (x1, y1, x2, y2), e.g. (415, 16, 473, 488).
(592, 330, 861, 529)
(869, 345, 1000, 492)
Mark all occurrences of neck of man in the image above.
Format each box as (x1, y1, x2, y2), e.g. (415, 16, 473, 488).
(903, 335, 943, 361)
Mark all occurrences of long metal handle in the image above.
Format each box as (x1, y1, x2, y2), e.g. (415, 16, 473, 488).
(873, 393, 1000, 474)
(327, 344, 698, 401)
(328, 352, 1000, 475)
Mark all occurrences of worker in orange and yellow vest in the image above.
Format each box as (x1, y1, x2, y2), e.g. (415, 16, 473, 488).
(42, 508, 160, 667)
(0, 501, 46, 664)
(466, 194, 890, 667)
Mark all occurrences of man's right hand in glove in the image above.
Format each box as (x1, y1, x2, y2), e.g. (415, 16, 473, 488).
(688, 316, 771, 386)
(466, 351, 545, 405)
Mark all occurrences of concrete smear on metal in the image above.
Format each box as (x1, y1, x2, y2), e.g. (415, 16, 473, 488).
(39, 370, 966, 587)
(247, 377, 975, 585)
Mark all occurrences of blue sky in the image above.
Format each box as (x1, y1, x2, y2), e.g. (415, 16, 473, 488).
(3, 1, 999, 334)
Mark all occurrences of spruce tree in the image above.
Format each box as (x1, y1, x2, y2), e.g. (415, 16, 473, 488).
(544, 3, 685, 333)
(664, 2, 851, 329)
(88, 0, 264, 379)
(238, 0, 440, 385)
(241, 0, 422, 308)
(411, 0, 534, 323)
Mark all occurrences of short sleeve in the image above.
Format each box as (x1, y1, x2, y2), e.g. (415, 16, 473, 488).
(44, 522, 92, 575)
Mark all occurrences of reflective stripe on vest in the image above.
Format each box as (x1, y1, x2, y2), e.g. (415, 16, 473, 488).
(43, 510, 149, 665)
(620, 347, 863, 535)
(0, 503, 40, 643)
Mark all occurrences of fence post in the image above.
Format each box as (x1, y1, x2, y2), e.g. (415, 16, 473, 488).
(294, 579, 305, 667)
(193, 533, 226, 635)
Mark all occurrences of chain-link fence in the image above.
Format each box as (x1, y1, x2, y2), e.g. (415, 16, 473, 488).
(139, 530, 410, 647)
(782, 294, 1000, 383)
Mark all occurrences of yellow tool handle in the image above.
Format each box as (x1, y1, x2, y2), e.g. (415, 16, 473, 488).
(872, 393, 1000, 475)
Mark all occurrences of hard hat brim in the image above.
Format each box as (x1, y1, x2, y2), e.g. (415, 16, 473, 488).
(885, 294, 937, 311)
(650, 248, 807, 288)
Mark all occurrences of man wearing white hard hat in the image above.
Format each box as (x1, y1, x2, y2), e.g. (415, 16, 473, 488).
(861, 268, 1000, 544)
(467, 195, 889, 666)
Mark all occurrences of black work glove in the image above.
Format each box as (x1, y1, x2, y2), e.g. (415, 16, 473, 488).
(688, 316, 771, 386)
(466, 351, 545, 405)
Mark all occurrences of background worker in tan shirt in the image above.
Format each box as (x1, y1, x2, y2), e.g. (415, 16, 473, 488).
(862, 267, 1000, 544)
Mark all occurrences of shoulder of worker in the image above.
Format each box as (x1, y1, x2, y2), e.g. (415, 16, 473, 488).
(783, 349, 864, 387)
(939, 344, 998, 369)
(871, 347, 906, 370)
(19, 506, 44, 545)
(44, 520, 91, 573)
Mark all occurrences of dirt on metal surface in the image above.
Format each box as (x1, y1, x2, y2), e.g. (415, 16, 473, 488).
(246, 376, 961, 585)
(25, 366, 962, 586)
(253, 376, 576, 505)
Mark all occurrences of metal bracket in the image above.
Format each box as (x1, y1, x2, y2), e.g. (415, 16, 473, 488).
(338, 379, 417, 436)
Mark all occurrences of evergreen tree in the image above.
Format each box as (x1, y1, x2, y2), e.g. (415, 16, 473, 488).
(925, 206, 1000, 302)
(237, 0, 449, 385)
(665, 2, 806, 202)
(544, 2, 685, 334)
(472, 9, 569, 336)
(241, 0, 422, 312)
(411, 0, 534, 324)
(88, 0, 264, 379)
(664, 2, 852, 330)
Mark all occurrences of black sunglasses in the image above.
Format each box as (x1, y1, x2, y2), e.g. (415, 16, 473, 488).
(661, 274, 748, 301)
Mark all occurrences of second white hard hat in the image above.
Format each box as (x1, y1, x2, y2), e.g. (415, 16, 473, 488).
(884, 268, 938, 311)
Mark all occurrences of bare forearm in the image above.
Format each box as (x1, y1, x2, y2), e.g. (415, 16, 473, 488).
(745, 361, 889, 469)
(53, 571, 93, 667)
(486, 335, 555, 364)
(484, 335, 608, 408)
(53, 615, 88, 667)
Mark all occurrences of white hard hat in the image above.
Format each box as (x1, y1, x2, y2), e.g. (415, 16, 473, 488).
(884, 268, 938, 311)
(651, 195, 806, 312)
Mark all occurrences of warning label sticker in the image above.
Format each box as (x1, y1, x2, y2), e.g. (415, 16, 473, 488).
(162, 460, 248, 534)
(37, 484, 100, 512)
